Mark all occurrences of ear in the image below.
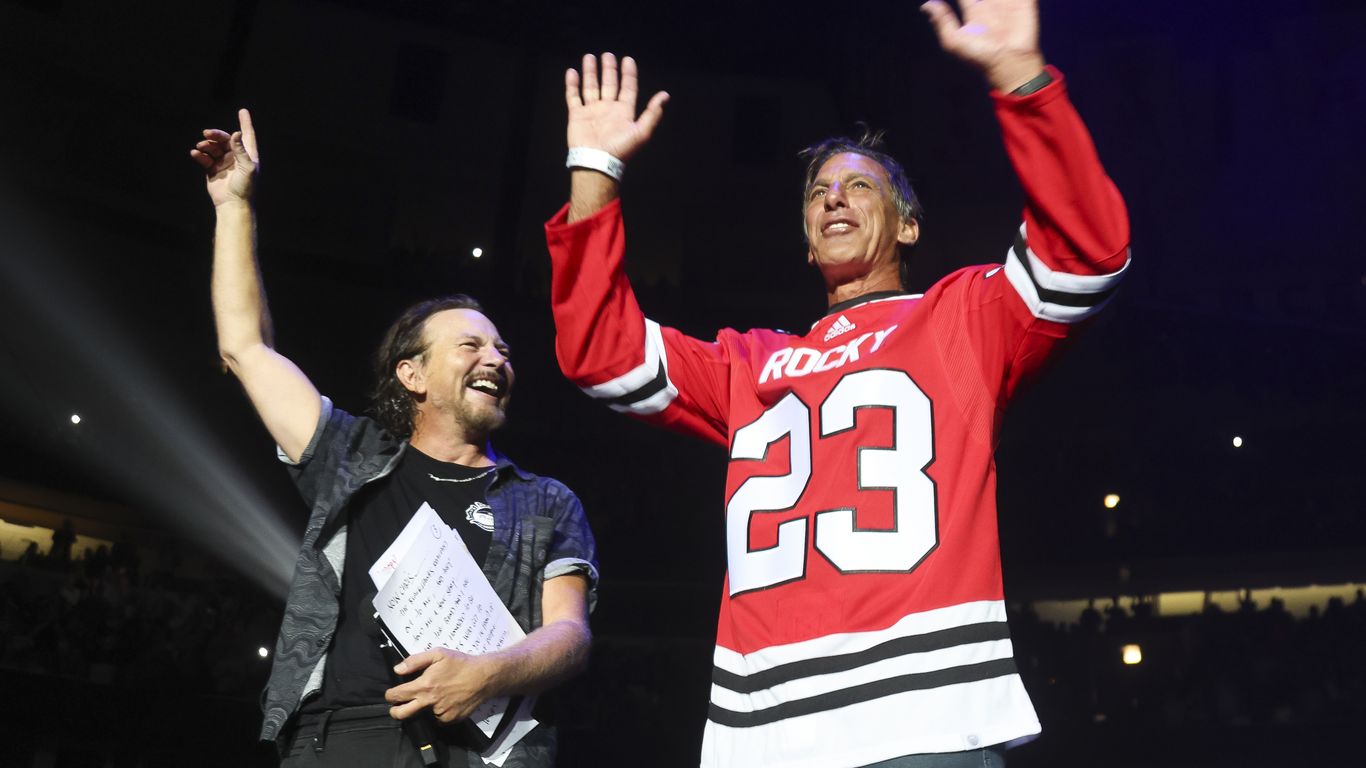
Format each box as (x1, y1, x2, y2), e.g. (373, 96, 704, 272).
(897, 218, 919, 247)
(395, 357, 425, 395)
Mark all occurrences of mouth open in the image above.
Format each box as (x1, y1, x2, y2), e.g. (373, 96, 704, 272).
(822, 218, 857, 236)
(467, 376, 507, 399)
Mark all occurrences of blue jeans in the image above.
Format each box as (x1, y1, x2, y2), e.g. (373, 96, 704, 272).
(861, 745, 1006, 768)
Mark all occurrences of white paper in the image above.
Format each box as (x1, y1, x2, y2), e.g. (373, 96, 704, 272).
(371, 503, 538, 762)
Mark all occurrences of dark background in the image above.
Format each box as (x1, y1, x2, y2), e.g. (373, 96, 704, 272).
(1, 0, 1364, 765)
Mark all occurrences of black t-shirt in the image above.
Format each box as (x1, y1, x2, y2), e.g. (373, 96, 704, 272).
(306, 447, 498, 711)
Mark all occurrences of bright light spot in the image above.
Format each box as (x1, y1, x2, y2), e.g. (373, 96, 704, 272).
(70, 414, 82, 425)
(1122, 644, 1143, 665)
(471, 247, 484, 258)
(1232, 436, 1243, 448)
(258, 647, 270, 658)
(1104, 493, 1120, 509)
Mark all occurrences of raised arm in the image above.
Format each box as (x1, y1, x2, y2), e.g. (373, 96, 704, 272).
(192, 110, 321, 461)
(924, 0, 1129, 275)
(564, 53, 669, 222)
(547, 55, 734, 445)
(918, 0, 1130, 402)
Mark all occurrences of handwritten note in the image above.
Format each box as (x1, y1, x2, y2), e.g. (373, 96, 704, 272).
(371, 503, 536, 765)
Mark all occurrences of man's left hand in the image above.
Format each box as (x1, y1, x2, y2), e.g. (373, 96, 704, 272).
(386, 648, 494, 723)
(921, 0, 1046, 93)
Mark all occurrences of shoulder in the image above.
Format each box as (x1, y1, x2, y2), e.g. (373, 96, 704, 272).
(304, 399, 403, 467)
(494, 456, 583, 507)
(912, 263, 1016, 311)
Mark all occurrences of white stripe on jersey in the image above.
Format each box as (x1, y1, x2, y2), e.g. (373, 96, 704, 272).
(702, 678, 1039, 768)
(703, 601, 1039, 766)
(702, 600, 1039, 767)
(1005, 223, 1130, 323)
(578, 318, 678, 414)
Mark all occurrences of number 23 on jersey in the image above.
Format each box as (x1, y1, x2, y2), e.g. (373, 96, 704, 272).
(726, 368, 939, 596)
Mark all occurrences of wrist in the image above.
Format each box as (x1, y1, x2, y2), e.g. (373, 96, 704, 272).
(213, 198, 254, 216)
(986, 53, 1047, 93)
(566, 147, 625, 182)
(1008, 68, 1054, 96)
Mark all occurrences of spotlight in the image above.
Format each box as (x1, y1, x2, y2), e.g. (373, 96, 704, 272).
(258, 647, 270, 659)
(1104, 493, 1120, 509)
(1232, 436, 1243, 448)
(471, 247, 484, 259)
(1121, 644, 1142, 665)
(70, 414, 82, 425)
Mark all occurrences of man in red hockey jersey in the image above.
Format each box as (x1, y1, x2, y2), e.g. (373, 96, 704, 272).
(544, 1, 1129, 766)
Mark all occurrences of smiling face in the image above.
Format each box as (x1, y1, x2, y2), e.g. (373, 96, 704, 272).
(399, 308, 513, 442)
(804, 152, 919, 289)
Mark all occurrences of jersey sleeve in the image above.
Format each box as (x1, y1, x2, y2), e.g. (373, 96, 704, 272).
(994, 66, 1131, 320)
(934, 68, 1132, 411)
(545, 200, 732, 446)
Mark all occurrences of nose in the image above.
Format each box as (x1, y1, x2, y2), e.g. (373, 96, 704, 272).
(823, 181, 847, 210)
(482, 347, 509, 369)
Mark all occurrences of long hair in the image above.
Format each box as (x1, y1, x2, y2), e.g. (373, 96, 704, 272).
(369, 295, 486, 438)
(799, 127, 924, 287)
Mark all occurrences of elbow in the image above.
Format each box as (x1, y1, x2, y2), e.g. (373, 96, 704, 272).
(575, 624, 593, 670)
(218, 348, 244, 377)
(217, 339, 268, 379)
(560, 619, 594, 679)
(217, 344, 255, 379)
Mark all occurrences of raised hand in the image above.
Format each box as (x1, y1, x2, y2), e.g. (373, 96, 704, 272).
(921, 0, 1046, 93)
(191, 108, 260, 208)
(565, 53, 668, 162)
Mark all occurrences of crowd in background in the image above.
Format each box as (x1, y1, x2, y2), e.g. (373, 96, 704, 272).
(0, 534, 279, 698)
(2, 531, 1364, 767)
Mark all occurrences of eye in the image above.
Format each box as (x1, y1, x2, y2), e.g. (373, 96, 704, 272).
(851, 180, 871, 189)
(460, 340, 479, 350)
(809, 187, 827, 200)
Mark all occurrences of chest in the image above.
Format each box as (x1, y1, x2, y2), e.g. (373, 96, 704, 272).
(747, 299, 938, 410)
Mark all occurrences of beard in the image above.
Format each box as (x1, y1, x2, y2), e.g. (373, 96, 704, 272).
(453, 394, 508, 438)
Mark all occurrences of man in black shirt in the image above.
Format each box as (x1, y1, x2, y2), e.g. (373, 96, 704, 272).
(193, 112, 596, 767)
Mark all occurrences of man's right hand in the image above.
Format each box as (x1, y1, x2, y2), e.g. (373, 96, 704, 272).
(564, 54, 668, 222)
(191, 108, 260, 208)
(565, 53, 668, 162)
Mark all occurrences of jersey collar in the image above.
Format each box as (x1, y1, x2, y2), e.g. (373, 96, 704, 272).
(823, 289, 911, 318)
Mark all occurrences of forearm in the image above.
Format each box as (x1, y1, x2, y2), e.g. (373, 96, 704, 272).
(567, 169, 619, 223)
(546, 198, 650, 388)
(479, 618, 591, 700)
(994, 71, 1130, 275)
(211, 200, 274, 366)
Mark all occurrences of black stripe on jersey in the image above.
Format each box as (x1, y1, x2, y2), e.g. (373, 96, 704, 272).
(598, 359, 669, 407)
(708, 657, 1020, 729)
(1012, 233, 1121, 308)
(712, 621, 1011, 695)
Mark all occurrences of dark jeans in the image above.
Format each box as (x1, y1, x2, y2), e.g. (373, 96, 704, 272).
(861, 745, 1007, 768)
(279, 705, 474, 768)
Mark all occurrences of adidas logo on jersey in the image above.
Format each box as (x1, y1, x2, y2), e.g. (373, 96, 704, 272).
(823, 315, 857, 341)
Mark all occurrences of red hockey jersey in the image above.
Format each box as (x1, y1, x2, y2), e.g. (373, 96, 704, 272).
(545, 70, 1129, 768)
